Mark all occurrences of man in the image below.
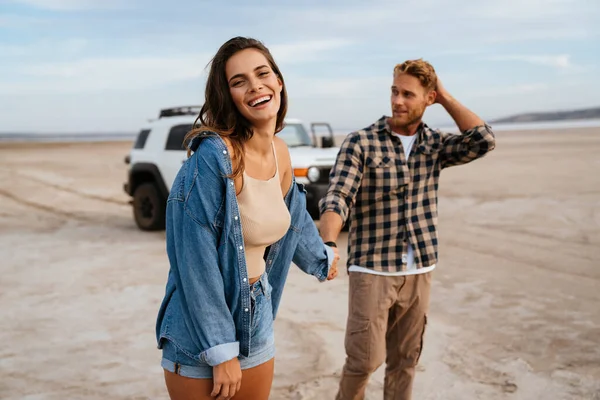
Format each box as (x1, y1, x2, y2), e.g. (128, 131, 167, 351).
(318, 59, 496, 400)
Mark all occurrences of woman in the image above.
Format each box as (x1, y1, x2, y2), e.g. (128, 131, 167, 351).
(155, 37, 340, 400)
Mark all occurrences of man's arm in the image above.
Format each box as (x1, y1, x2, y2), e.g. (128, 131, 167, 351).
(435, 79, 485, 132)
(435, 79, 496, 168)
(318, 133, 364, 243)
(319, 211, 345, 243)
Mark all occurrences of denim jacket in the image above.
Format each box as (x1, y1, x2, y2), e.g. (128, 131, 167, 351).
(155, 133, 334, 367)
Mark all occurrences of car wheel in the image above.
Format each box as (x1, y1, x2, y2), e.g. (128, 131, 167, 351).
(133, 182, 166, 231)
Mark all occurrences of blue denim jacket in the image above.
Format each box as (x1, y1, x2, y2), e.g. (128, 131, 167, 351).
(155, 133, 334, 367)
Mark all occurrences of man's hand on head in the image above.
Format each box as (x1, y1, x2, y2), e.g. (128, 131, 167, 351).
(433, 77, 486, 131)
(434, 78, 451, 105)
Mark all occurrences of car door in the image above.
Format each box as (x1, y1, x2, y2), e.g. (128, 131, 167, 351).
(161, 124, 192, 191)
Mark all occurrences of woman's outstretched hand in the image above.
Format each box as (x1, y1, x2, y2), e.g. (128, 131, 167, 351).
(327, 246, 340, 280)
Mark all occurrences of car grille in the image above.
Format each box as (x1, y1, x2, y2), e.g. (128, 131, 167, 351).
(316, 166, 332, 184)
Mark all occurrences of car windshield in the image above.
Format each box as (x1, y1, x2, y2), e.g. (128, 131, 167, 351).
(278, 123, 313, 147)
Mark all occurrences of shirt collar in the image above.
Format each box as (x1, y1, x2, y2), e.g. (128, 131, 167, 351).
(375, 115, 428, 140)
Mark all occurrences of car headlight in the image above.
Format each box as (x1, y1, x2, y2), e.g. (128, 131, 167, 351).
(307, 166, 320, 183)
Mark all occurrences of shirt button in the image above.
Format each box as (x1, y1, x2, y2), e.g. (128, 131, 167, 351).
(230, 181, 234, 186)
(223, 150, 227, 154)
(239, 246, 243, 250)
(243, 278, 247, 282)
(244, 308, 249, 312)
(234, 216, 238, 220)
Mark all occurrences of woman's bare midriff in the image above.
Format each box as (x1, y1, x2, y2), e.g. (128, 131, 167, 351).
(249, 276, 261, 284)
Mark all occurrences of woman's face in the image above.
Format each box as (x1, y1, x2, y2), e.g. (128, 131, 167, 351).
(225, 48, 283, 128)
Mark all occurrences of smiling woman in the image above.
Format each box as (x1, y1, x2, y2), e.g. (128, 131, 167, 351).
(183, 38, 288, 182)
(225, 49, 283, 148)
(155, 36, 340, 400)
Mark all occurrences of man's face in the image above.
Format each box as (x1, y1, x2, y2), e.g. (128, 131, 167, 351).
(389, 73, 436, 131)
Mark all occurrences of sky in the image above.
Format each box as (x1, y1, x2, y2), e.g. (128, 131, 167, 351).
(1, 0, 599, 133)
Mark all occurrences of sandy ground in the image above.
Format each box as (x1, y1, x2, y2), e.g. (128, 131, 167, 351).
(1, 128, 599, 400)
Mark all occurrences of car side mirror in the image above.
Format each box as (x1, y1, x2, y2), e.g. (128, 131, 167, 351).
(321, 136, 334, 148)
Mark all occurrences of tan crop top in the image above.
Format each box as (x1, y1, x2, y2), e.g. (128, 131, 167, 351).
(237, 142, 291, 279)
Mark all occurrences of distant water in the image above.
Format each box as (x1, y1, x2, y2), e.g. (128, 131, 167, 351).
(0, 132, 137, 143)
(335, 118, 600, 135)
(435, 118, 600, 133)
(2, 119, 600, 143)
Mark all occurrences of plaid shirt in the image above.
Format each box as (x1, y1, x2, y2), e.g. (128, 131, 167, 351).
(319, 116, 495, 272)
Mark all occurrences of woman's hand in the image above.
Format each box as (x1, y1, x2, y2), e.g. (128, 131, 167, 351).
(327, 246, 340, 280)
(212, 357, 242, 399)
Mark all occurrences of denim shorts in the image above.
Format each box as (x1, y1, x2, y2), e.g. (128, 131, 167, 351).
(161, 273, 275, 379)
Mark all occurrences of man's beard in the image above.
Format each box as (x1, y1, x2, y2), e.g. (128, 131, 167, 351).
(388, 108, 424, 131)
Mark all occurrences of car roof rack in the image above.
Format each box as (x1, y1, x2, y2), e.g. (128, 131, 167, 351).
(159, 105, 202, 119)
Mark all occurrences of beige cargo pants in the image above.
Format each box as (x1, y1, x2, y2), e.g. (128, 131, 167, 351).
(336, 271, 432, 400)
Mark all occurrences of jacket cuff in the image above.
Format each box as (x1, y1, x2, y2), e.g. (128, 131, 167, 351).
(319, 244, 335, 282)
(201, 341, 240, 366)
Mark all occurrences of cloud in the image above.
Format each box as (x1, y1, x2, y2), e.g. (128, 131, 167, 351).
(0, 38, 354, 94)
(483, 28, 592, 43)
(10, 0, 129, 10)
(291, 6, 432, 29)
(1, 54, 211, 94)
(488, 54, 575, 69)
(287, 75, 390, 98)
(436, 49, 483, 56)
(0, 38, 87, 58)
(0, 44, 32, 57)
(269, 39, 354, 64)
(0, 13, 51, 27)
(468, 83, 549, 98)
(467, 0, 579, 20)
(274, 0, 598, 49)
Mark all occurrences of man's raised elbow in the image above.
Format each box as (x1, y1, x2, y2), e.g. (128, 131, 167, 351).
(488, 132, 496, 152)
(482, 124, 496, 153)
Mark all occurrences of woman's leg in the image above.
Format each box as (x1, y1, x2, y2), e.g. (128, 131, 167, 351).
(163, 358, 274, 400)
(163, 369, 213, 400)
(233, 357, 275, 400)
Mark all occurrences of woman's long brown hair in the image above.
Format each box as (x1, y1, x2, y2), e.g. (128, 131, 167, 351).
(185, 37, 288, 179)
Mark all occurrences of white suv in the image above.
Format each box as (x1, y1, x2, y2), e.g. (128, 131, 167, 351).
(123, 106, 340, 231)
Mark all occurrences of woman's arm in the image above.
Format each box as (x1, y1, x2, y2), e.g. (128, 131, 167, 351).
(274, 136, 339, 280)
(292, 200, 340, 281)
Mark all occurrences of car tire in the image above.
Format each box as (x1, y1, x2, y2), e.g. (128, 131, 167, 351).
(133, 182, 166, 231)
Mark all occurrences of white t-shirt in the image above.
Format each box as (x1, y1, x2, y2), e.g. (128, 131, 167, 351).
(348, 132, 436, 276)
